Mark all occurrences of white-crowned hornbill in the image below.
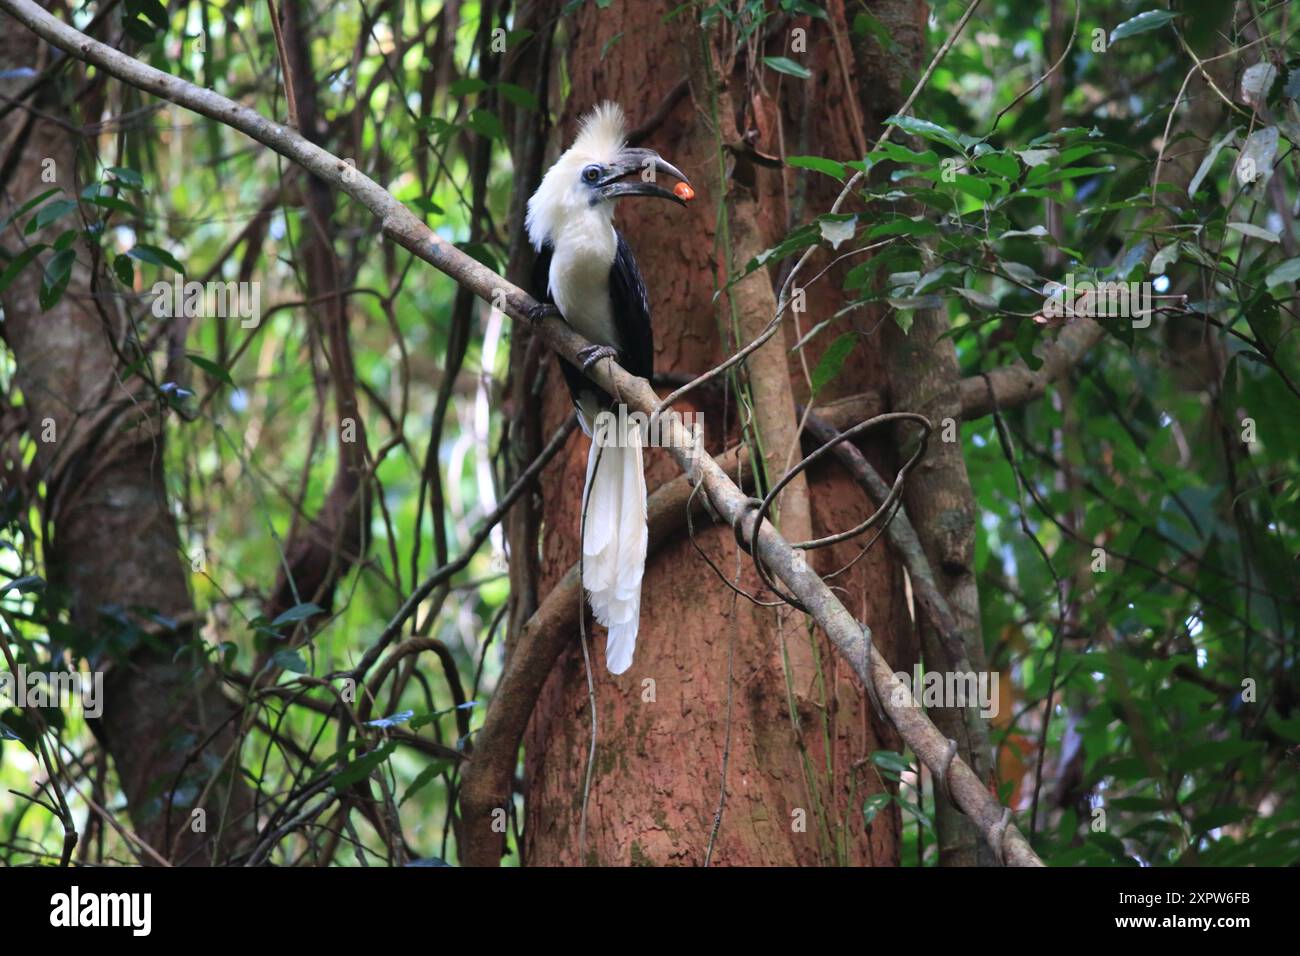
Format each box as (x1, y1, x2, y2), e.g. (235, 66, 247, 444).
(525, 103, 692, 674)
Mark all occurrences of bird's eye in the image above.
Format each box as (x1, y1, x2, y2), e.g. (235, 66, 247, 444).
(582, 164, 602, 184)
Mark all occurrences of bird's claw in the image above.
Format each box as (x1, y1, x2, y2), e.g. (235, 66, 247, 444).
(527, 302, 561, 324)
(578, 345, 619, 372)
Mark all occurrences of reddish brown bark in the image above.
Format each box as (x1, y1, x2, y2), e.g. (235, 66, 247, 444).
(519, 0, 915, 866)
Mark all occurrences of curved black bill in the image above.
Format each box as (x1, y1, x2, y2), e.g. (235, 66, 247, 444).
(596, 148, 691, 205)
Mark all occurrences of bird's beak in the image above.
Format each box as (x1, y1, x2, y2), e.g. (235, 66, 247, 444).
(597, 148, 692, 205)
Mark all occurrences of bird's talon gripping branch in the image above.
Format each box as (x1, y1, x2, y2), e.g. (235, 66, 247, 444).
(527, 301, 561, 324)
(577, 344, 619, 373)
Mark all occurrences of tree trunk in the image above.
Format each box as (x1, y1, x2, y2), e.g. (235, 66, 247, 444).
(517, 0, 917, 866)
(1, 14, 251, 863)
(855, 0, 998, 866)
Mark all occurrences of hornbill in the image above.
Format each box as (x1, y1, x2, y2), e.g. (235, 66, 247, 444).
(525, 103, 692, 674)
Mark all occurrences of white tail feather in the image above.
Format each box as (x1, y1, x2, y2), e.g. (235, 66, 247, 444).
(580, 419, 647, 674)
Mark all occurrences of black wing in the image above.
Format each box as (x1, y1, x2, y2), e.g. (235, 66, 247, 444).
(608, 230, 655, 380)
(531, 241, 554, 306)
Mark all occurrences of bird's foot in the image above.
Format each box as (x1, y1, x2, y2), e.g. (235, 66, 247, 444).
(577, 344, 619, 372)
(527, 302, 561, 324)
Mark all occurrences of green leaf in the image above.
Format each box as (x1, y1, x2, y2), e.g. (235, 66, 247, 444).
(449, 77, 489, 97)
(87, 192, 142, 217)
(0, 187, 59, 231)
(1109, 10, 1176, 44)
(0, 244, 46, 294)
(271, 649, 309, 674)
(1000, 260, 1040, 286)
(136, 0, 169, 30)
(869, 750, 912, 775)
(851, 10, 896, 50)
(1188, 127, 1239, 197)
(105, 166, 145, 189)
(1150, 243, 1180, 274)
(411, 197, 445, 217)
(1192, 807, 1253, 834)
(810, 332, 856, 393)
(1264, 257, 1300, 287)
(495, 82, 539, 111)
(1238, 126, 1279, 188)
(885, 116, 964, 153)
(744, 224, 819, 276)
(331, 741, 397, 790)
(30, 198, 78, 232)
(186, 353, 234, 386)
(1109, 796, 1166, 811)
(1000, 225, 1048, 240)
(0, 575, 45, 598)
(896, 797, 933, 829)
(974, 152, 1021, 180)
(1226, 221, 1279, 243)
(400, 760, 454, 806)
(872, 141, 939, 168)
(762, 56, 811, 79)
(862, 792, 891, 824)
(466, 108, 505, 140)
(128, 243, 184, 273)
(944, 172, 994, 201)
(786, 155, 846, 178)
(1169, 740, 1264, 772)
(270, 602, 325, 628)
(113, 254, 134, 285)
(1013, 319, 1043, 370)
(866, 217, 936, 240)
(955, 286, 998, 311)
(599, 31, 624, 60)
(40, 248, 76, 309)
(120, 14, 156, 44)
(1240, 62, 1277, 106)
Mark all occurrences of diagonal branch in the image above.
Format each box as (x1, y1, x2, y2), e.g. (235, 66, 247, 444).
(0, 0, 1042, 866)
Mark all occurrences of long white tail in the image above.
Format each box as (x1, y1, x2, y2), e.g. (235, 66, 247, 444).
(580, 416, 647, 674)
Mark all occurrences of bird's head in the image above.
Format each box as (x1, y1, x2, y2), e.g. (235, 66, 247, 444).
(526, 102, 691, 251)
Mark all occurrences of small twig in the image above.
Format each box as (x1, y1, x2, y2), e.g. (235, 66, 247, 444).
(264, 0, 300, 129)
(986, 0, 1079, 135)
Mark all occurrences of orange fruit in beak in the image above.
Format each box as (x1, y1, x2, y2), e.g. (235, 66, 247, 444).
(674, 182, 695, 201)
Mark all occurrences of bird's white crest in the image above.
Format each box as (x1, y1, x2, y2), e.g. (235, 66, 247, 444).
(572, 101, 628, 158)
(526, 102, 628, 251)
